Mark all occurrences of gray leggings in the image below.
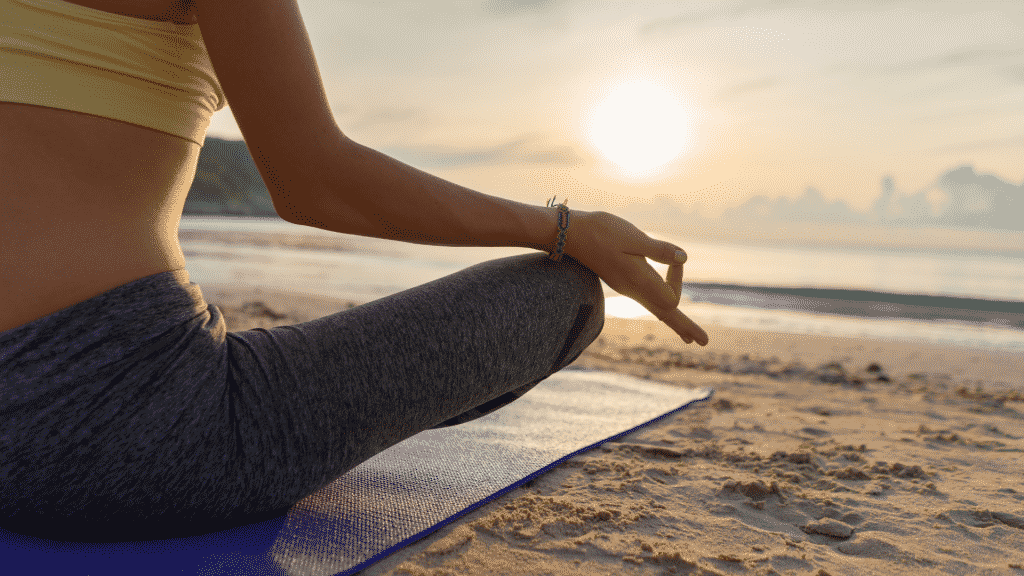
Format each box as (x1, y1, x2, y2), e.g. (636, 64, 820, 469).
(0, 253, 604, 541)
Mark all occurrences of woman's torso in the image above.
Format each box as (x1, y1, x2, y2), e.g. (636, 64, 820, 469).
(0, 0, 202, 333)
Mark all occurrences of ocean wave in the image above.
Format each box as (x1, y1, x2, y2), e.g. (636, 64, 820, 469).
(682, 282, 1024, 330)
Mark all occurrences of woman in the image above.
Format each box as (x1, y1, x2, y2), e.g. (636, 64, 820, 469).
(0, 0, 708, 541)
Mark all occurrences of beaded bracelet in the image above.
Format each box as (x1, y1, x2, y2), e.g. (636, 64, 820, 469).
(545, 195, 570, 262)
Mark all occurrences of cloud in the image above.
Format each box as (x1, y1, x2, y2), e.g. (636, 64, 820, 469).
(485, 0, 560, 17)
(884, 47, 1024, 74)
(721, 186, 866, 224)
(381, 136, 582, 169)
(925, 135, 1024, 155)
(638, 5, 744, 35)
(638, 0, 915, 35)
(342, 107, 426, 132)
(1004, 63, 1024, 83)
(905, 103, 1005, 125)
(931, 165, 1024, 229)
(715, 75, 780, 100)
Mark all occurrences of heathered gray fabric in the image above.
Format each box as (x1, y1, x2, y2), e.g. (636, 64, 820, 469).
(0, 253, 603, 541)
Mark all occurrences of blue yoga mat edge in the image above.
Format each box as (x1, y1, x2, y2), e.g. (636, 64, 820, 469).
(339, 381, 714, 576)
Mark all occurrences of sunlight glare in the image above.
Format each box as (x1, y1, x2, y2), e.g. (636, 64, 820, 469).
(604, 295, 655, 319)
(588, 80, 691, 176)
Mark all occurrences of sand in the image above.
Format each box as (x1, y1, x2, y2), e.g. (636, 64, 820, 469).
(201, 284, 1024, 576)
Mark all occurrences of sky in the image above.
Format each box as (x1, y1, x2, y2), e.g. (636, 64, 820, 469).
(205, 0, 1024, 216)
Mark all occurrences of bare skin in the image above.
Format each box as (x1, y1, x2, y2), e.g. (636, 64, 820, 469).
(0, 0, 199, 333)
(0, 0, 708, 345)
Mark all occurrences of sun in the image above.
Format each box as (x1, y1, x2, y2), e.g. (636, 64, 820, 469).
(587, 80, 691, 176)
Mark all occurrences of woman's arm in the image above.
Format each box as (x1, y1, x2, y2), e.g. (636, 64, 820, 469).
(199, 0, 557, 252)
(199, 0, 707, 345)
(290, 136, 566, 253)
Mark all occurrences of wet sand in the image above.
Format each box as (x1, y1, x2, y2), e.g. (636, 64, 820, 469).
(202, 284, 1024, 576)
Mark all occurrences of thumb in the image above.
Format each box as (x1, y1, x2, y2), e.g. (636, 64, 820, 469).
(646, 239, 687, 266)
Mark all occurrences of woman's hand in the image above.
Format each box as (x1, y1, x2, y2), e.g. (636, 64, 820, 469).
(563, 210, 709, 346)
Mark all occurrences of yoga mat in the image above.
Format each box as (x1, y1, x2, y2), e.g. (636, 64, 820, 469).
(1, 367, 712, 575)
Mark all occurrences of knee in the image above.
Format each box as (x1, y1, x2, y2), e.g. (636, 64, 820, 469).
(491, 251, 605, 348)
(548, 254, 605, 371)
(559, 254, 604, 322)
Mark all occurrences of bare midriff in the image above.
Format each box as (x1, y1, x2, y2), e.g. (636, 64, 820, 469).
(0, 0, 203, 333)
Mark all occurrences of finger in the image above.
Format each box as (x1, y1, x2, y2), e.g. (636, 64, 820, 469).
(624, 254, 679, 310)
(667, 263, 682, 300)
(628, 286, 706, 346)
(653, 306, 709, 346)
(642, 239, 687, 267)
(671, 309, 709, 346)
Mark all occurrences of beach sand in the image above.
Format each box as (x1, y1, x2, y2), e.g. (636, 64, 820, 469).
(201, 283, 1024, 576)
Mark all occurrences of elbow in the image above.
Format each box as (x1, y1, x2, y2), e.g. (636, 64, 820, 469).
(269, 136, 366, 233)
(272, 194, 310, 225)
(262, 130, 352, 226)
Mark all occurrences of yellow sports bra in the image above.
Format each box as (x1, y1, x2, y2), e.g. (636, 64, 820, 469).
(0, 0, 227, 146)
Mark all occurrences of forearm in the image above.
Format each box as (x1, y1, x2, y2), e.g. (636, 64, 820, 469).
(286, 135, 561, 252)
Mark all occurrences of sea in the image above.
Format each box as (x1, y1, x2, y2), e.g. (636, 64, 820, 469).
(179, 215, 1024, 353)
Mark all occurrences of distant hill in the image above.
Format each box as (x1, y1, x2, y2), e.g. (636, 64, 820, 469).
(183, 137, 278, 218)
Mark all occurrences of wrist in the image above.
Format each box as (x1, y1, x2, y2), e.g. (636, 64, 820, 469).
(517, 203, 560, 254)
(546, 201, 570, 261)
(514, 199, 586, 257)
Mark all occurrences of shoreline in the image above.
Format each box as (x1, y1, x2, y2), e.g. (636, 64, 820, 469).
(682, 282, 1024, 330)
(199, 283, 1024, 575)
